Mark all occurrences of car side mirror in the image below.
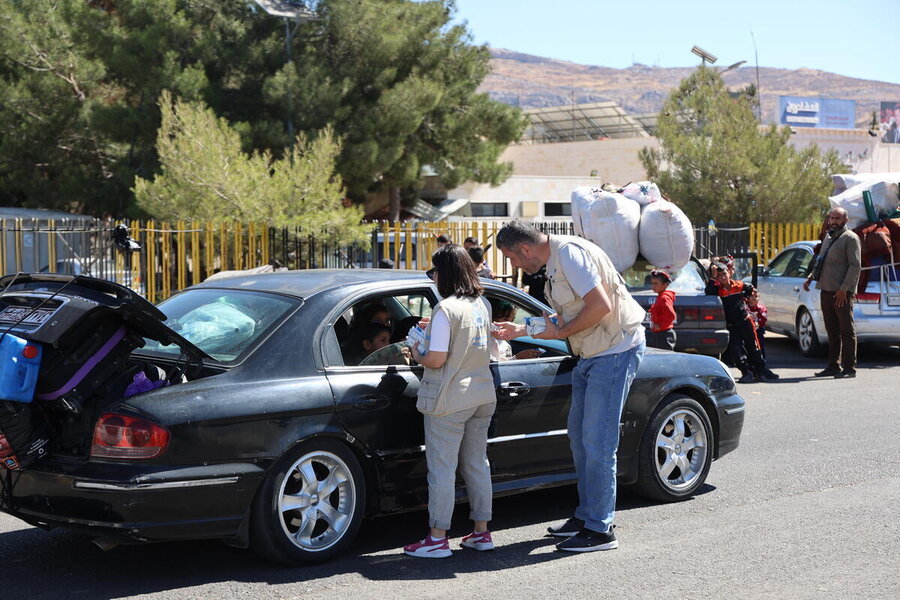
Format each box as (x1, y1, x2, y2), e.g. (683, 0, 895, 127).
(756, 265, 770, 278)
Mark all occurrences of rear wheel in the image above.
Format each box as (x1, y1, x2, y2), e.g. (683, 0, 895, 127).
(250, 439, 365, 564)
(796, 308, 825, 357)
(634, 395, 713, 502)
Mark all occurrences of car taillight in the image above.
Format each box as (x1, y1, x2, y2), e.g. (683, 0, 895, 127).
(681, 308, 699, 322)
(91, 413, 169, 459)
(699, 309, 719, 321)
(857, 292, 880, 304)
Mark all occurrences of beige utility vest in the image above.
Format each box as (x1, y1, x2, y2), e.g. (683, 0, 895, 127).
(546, 235, 645, 358)
(416, 295, 496, 417)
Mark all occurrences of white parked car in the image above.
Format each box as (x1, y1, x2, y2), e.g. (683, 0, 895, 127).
(753, 241, 900, 356)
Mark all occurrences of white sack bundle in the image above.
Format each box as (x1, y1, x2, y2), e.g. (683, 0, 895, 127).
(831, 172, 900, 195)
(828, 180, 900, 229)
(571, 186, 640, 272)
(622, 181, 663, 205)
(638, 199, 693, 272)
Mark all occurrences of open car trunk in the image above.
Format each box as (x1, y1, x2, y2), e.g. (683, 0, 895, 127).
(0, 274, 215, 467)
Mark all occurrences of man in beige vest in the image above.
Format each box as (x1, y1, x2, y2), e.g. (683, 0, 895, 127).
(802, 207, 862, 378)
(495, 220, 646, 552)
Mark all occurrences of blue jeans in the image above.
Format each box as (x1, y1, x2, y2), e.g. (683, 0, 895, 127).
(568, 340, 645, 533)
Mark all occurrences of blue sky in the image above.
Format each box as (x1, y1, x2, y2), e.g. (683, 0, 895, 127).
(451, 0, 898, 84)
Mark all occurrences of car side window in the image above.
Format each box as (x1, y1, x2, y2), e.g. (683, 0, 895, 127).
(792, 251, 814, 278)
(767, 250, 796, 277)
(483, 293, 571, 359)
(334, 290, 436, 367)
(781, 250, 811, 278)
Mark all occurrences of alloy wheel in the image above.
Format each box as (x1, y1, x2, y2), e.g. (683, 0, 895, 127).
(277, 450, 357, 552)
(654, 407, 709, 492)
(798, 310, 815, 353)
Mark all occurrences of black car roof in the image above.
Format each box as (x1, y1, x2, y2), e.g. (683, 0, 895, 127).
(190, 269, 432, 299)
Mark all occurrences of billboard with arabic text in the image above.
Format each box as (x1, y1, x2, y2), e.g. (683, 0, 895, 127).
(778, 96, 856, 129)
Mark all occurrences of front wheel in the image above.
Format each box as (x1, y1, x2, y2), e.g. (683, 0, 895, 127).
(250, 439, 366, 564)
(796, 308, 825, 357)
(634, 395, 714, 502)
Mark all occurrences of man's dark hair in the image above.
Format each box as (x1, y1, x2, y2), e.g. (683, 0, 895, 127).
(463, 236, 478, 246)
(432, 244, 483, 299)
(496, 220, 543, 251)
(467, 245, 485, 265)
(436, 234, 450, 244)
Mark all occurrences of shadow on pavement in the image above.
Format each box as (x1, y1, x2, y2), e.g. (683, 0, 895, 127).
(0, 483, 694, 595)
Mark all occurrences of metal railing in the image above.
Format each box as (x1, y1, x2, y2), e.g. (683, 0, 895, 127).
(0, 217, 824, 302)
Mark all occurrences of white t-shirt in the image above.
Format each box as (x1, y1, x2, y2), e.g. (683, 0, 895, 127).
(557, 244, 603, 297)
(428, 309, 451, 352)
(555, 243, 644, 355)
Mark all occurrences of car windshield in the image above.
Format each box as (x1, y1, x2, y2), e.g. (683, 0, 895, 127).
(141, 289, 299, 362)
(622, 260, 707, 293)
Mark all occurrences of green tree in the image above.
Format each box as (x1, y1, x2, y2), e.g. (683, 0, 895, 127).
(640, 67, 846, 223)
(1, 0, 522, 221)
(287, 0, 527, 218)
(0, 0, 283, 215)
(0, 0, 114, 212)
(134, 91, 369, 245)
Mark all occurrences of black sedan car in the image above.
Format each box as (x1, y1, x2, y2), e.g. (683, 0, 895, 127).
(0, 271, 744, 564)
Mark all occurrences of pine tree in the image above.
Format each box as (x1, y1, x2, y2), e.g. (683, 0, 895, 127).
(287, 0, 527, 218)
(134, 91, 369, 245)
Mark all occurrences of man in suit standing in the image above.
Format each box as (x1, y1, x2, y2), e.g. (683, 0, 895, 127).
(803, 207, 862, 378)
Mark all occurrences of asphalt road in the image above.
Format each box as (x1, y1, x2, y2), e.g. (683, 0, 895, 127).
(2, 336, 898, 600)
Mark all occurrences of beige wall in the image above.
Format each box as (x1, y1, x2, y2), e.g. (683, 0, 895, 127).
(500, 137, 659, 185)
(503, 129, 900, 181)
(447, 130, 900, 218)
(450, 176, 602, 218)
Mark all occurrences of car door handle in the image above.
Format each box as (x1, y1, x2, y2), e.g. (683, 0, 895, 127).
(353, 394, 392, 410)
(497, 382, 531, 398)
(793, 286, 800, 292)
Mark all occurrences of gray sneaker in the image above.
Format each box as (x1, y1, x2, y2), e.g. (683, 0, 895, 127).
(547, 517, 585, 538)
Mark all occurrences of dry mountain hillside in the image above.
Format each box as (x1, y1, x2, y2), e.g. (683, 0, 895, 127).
(483, 48, 900, 127)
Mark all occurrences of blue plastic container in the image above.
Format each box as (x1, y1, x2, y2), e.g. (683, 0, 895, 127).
(0, 334, 43, 403)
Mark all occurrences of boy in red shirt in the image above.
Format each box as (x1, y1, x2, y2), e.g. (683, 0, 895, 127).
(646, 269, 676, 351)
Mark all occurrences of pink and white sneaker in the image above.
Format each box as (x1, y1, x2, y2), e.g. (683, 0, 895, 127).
(403, 536, 452, 558)
(460, 530, 494, 551)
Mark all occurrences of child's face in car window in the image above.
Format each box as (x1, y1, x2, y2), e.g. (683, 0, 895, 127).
(493, 307, 516, 323)
(362, 330, 391, 354)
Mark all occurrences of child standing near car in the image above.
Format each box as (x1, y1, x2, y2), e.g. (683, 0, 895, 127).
(646, 270, 677, 351)
(706, 262, 778, 383)
(746, 287, 768, 359)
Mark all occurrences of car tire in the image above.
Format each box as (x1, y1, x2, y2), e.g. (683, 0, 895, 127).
(250, 439, 366, 564)
(796, 308, 825, 357)
(634, 395, 714, 502)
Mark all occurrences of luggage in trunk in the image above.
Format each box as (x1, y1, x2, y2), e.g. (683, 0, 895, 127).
(0, 274, 210, 465)
(0, 401, 50, 470)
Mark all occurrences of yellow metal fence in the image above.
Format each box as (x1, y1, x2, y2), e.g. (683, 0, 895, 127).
(1, 218, 822, 302)
(749, 222, 822, 266)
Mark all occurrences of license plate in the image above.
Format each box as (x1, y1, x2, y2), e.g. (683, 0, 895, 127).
(0, 305, 55, 324)
(887, 295, 900, 307)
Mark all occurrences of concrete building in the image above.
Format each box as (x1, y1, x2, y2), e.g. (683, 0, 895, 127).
(443, 102, 900, 221)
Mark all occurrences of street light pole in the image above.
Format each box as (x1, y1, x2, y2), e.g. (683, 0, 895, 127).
(254, 1, 320, 150)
